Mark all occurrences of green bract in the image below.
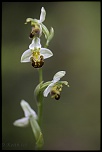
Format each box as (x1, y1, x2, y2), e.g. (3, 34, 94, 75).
(46, 27, 54, 47)
(34, 81, 51, 103)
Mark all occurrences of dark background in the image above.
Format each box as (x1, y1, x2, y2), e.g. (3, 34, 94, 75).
(2, 2, 100, 150)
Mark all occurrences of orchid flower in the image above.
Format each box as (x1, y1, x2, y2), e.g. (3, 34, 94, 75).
(21, 37, 53, 68)
(43, 71, 69, 100)
(25, 7, 46, 38)
(25, 7, 54, 45)
(13, 100, 37, 127)
(13, 100, 44, 148)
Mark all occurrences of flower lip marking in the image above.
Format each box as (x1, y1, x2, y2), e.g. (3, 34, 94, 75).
(29, 26, 41, 39)
(55, 94, 60, 100)
(30, 50, 44, 68)
(50, 84, 62, 100)
(30, 54, 44, 68)
(51, 89, 61, 100)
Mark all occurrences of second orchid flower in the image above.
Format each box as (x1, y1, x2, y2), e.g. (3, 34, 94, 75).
(21, 37, 53, 68)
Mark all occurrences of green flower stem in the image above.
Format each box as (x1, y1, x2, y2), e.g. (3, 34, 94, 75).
(36, 44, 48, 149)
(45, 44, 48, 48)
(44, 43, 49, 48)
(39, 68, 43, 83)
(37, 68, 43, 127)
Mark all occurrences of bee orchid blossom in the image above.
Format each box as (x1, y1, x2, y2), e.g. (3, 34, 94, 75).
(13, 100, 37, 127)
(25, 7, 46, 38)
(43, 71, 69, 100)
(21, 37, 53, 68)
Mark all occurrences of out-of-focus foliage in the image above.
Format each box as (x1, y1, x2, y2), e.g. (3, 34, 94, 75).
(2, 2, 100, 150)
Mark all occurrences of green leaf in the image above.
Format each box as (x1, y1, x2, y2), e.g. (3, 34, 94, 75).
(46, 27, 54, 46)
(30, 115, 44, 149)
(34, 81, 44, 103)
(40, 81, 51, 90)
(41, 23, 49, 39)
(34, 81, 51, 102)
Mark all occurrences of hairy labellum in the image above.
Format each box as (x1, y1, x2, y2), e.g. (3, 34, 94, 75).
(55, 94, 60, 100)
(31, 55, 44, 68)
(29, 26, 40, 39)
(51, 90, 60, 100)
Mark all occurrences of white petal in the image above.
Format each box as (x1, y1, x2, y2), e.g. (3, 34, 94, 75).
(39, 7, 46, 23)
(53, 71, 66, 82)
(40, 48, 53, 59)
(29, 38, 41, 50)
(20, 100, 37, 119)
(21, 49, 32, 62)
(43, 82, 54, 97)
(13, 117, 29, 127)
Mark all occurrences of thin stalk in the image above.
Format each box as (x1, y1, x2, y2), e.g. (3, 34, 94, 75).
(37, 68, 43, 127)
(39, 68, 43, 83)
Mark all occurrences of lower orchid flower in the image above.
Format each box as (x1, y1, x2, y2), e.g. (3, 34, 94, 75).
(13, 100, 44, 148)
(13, 100, 37, 127)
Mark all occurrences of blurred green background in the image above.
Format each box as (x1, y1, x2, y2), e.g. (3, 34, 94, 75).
(2, 2, 100, 150)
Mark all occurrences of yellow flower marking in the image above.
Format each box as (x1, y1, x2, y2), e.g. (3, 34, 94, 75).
(30, 50, 44, 68)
